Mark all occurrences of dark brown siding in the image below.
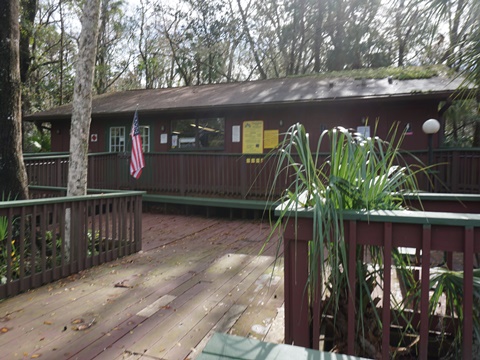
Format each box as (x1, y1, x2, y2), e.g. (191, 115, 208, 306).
(49, 97, 440, 154)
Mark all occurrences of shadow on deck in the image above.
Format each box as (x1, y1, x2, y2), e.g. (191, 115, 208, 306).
(0, 213, 284, 360)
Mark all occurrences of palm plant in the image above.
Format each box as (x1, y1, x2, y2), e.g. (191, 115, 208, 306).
(268, 122, 425, 357)
(268, 122, 480, 357)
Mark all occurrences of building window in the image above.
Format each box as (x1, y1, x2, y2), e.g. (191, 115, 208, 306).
(109, 127, 125, 152)
(171, 118, 224, 150)
(139, 126, 150, 152)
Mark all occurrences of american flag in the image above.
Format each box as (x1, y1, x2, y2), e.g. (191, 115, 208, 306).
(130, 110, 145, 179)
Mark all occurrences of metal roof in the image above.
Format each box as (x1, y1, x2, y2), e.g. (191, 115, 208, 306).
(24, 75, 467, 121)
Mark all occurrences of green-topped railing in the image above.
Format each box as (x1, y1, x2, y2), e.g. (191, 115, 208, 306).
(23, 149, 480, 203)
(280, 199, 480, 359)
(0, 189, 144, 299)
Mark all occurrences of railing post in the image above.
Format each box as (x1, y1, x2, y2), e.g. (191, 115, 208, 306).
(284, 217, 312, 348)
(463, 227, 474, 358)
(88, 155, 94, 188)
(56, 157, 62, 187)
(419, 225, 432, 360)
(135, 194, 143, 252)
(451, 150, 460, 193)
(347, 220, 356, 355)
(180, 154, 186, 196)
(382, 222, 392, 360)
(241, 158, 247, 199)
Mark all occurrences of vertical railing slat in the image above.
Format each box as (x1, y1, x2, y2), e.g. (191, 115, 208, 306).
(347, 220, 356, 355)
(419, 225, 432, 360)
(463, 227, 474, 357)
(382, 222, 392, 360)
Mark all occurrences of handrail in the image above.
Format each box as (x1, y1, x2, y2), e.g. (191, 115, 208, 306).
(23, 149, 480, 200)
(0, 190, 146, 208)
(276, 207, 480, 226)
(280, 204, 480, 358)
(0, 190, 143, 300)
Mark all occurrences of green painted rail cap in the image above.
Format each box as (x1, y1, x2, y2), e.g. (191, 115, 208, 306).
(198, 333, 370, 360)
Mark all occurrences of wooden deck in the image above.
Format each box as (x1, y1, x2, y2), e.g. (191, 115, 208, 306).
(0, 213, 284, 360)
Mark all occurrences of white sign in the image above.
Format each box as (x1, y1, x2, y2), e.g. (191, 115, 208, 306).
(160, 133, 168, 144)
(232, 125, 240, 143)
(356, 126, 370, 138)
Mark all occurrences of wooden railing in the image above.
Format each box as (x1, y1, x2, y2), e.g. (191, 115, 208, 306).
(24, 149, 480, 200)
(0, 190, 144, 299)
(281, 194, 480, 359)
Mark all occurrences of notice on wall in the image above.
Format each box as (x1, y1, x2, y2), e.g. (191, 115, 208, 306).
(160, 133, 168, 144)
(242, 121, 264, 154)
(232, 125, 240, 143)
(264, 130, 279, 149)
(357, 126, 371, 138)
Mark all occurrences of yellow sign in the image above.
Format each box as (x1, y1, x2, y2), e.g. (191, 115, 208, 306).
(242, 121, 264, 154)
(263, 130, 279, 149)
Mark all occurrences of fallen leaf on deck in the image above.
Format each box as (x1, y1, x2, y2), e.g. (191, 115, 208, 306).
(72, 318, 95, 331)
(71, 319, 84, 325)
(31, 354, 41, 358)
(114, 281, 132, 288)
(43, 321, 53, 325)
(1, 327, 9, 333)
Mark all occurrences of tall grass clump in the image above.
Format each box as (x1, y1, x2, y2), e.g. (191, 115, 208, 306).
(268, 122, 425, 357)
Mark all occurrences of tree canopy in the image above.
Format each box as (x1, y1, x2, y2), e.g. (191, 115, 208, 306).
(17, 0, 480, 146)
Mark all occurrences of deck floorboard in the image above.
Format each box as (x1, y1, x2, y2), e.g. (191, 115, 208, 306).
(0, 213, 284, 360)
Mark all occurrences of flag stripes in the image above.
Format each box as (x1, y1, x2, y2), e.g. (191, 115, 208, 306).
(130, 110, 145, 179)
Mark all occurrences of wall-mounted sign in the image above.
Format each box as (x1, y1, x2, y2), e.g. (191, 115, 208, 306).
(232, 125, 240, 143)
(90, 134, 98, 142)
(242, 121, 263, 154)
(356, 126, 370, 138)
(160, 133, 168, 144)
(171, 135, 178, 148)
(264, 130, 279, 149)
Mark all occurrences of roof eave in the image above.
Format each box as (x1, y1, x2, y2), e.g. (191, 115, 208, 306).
(23, 89, 460, 123)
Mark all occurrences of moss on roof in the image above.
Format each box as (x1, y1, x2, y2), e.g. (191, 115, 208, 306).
(294, 65, 454, 81)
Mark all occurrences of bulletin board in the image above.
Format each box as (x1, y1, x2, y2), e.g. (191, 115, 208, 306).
(263, 130, 279, 149)
(242, 121, 264, 154)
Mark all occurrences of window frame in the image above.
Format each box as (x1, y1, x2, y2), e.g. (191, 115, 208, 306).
(109, 126, 126, 153)
(139, 125, 150, 153)
(170, 118, 225, 151)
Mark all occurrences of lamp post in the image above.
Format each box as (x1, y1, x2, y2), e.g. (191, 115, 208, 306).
(422, 118, 440, 191)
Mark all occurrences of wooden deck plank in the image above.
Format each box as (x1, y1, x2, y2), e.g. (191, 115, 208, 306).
(69, 224, 278, 360)
(0, 218, 228, 348)
(228, 259, 284, 341)
(16, 252, 229, 358)
(160, 255, 278, 359)
(0, 214, 284, 360)
(185, 304, 248, 359)
(130, 253, 275, 356)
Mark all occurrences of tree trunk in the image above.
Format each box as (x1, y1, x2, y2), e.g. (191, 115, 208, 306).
(67, 0, 101, 198)
(473, 95, 480, 147)
(236, 0, 268, 80)
(0, 1, 29, 200)
(65, 0, 101, 257)
(314, 0, 324, 73)
(19, 0, 37, 84)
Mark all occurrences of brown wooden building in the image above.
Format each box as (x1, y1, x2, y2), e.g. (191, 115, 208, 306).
(24, 73, 480, 208)
(25, 74, 465, 155)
